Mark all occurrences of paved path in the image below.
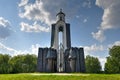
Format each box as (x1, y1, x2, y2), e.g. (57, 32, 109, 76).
(31, 73, 90, 76)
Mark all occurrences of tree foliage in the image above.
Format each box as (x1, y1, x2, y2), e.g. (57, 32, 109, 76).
(85, 55, 101, 73)
(105, 46, 120, 73)
(0, 54, 12, 73)
(0, 54, 37, 74)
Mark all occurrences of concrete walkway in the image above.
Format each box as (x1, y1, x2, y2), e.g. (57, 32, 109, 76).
(31, 73, 90, 76)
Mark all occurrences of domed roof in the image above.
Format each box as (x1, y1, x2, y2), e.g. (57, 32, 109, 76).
(56, 9, 65, 16)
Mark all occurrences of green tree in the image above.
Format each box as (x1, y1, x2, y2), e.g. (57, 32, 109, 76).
(22, 54, 37, 72)
(9, 55, 23, 73)
(0, 54, 12, 73)
(9, 54, 37, 73)
(105, 46, 120, 73)
(85, 55, 101, 73)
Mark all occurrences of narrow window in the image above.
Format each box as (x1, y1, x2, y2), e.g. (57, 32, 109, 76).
(59, 32, 63, 45)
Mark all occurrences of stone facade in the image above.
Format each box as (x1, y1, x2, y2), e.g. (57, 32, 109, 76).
(37, 9, 85, 73)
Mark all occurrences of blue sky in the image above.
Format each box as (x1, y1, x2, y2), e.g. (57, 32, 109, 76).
(0, 0, 120, 69)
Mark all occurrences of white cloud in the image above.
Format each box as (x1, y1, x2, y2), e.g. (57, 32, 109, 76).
(108, 41, 120, 48)
(0, 43, 29, 56)
(18, 0, 55, 32)
(31, 44, 40, 55)
(92, 30, 105, 42)
(98, 57, 106, 70)
(20, 22, 50, 32)
(82, 0, 92, 8)
(0, 42, 40, 56)
(0, 17, 12, 39)
(84, 44, 104, 56)
(113, 41, 120, 46)
(0, 43, 17, 55)
(92, 0, 120, 42)
(18, 0, 89, 32)
(18, 0, 28, 7)
(19, 0, 53, 25)
(0, 17, 10, 27)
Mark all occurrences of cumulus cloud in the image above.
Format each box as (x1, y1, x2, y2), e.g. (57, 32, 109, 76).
(92, 0, 120, 42)
(113, 41, 120, 46)
(0, 17, 12, 39)
(18, 0, 55, 32)
(0, 43, 17, 55)
(18, 0, 28, 7)
(108, 41, 120, 48)
(0, 42, 40, 56)
(0, 43, 29, 56)
(92, 30, 105, 42)
(84, 44, 104, 56)
(19, 0, 53, 25)
(42, 0, 82, 18)
(18, 0, 87, 32)
(31, 44, 40, 55)
(20, 22, 50, 32)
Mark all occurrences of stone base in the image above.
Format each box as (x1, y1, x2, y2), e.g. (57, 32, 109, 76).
(37, 47, 85, 73)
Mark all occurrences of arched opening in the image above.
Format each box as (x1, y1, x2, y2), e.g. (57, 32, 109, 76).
(58, 27, 64, 72)
(59, 32, 63, 46)
(58, 26, 63, 46)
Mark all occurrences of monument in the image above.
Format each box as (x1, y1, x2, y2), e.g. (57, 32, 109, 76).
(37, 9, 85, 72)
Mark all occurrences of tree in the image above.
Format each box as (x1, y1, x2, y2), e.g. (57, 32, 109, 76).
(22, 54, 37, 72)
(85, 55, 101, 73)
(0, 54, 12, 73)
(105, 46, 120, 73)
(9, 55, 24, 73)
(9, 54, 37, 73)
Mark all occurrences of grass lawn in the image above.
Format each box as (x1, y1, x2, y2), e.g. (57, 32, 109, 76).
(0, 73, 120, 80)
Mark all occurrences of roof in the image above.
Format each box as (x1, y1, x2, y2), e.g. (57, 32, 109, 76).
(56, 9, 65, 16)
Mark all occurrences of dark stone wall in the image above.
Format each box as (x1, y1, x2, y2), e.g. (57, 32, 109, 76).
(51, 24, 55, 47)
(42, 48, 48, 72)
(51, 23, 71, 48)
(37, 48, 43, 72)
(64, 47, 85, 73)
(37, 47, 85, 73)
(37, 48, 57, 72)
(75, 48, 81, 72)
(66, 23, 71, 48)
(79, 48, 86, 72)
(64, 49, 71, 72)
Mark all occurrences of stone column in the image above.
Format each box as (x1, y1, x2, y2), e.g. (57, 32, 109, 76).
(79, 48, 86, 72)
(37, 48, 43, 72)
(69, 58, 76, 72)
(68, 48, 76, 72)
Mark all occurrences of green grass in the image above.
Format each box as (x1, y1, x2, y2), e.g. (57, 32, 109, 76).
(0, 73, 120, 80)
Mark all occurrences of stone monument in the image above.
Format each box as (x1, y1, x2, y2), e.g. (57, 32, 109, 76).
(37, 9, 85, 72)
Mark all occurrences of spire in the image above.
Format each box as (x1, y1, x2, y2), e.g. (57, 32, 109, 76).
(60, 9, 62, 12)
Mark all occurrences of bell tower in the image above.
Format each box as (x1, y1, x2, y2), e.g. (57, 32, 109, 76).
(37, 9, 85, 73)
(51, 9, 71, 51)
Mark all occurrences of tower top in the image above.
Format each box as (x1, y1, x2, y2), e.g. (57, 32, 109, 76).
(56, 9, 65, 21)
(56, 9, 65, 16)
